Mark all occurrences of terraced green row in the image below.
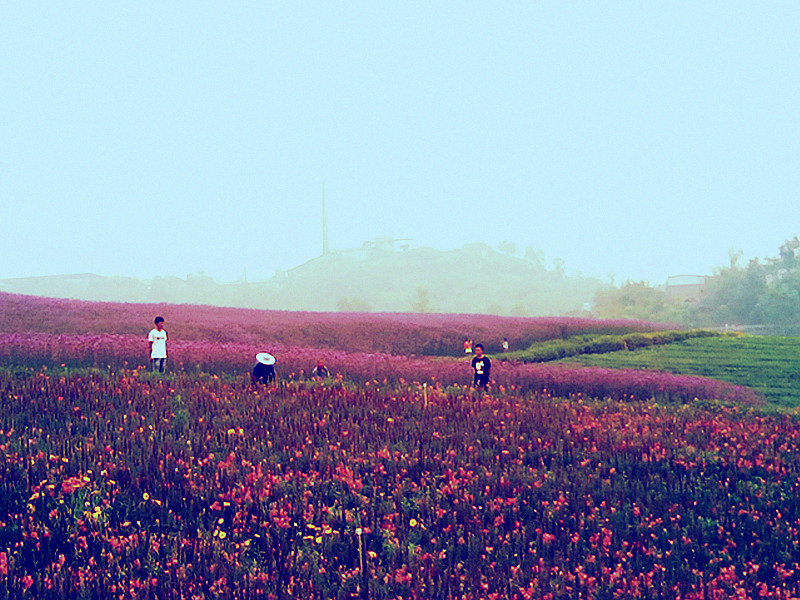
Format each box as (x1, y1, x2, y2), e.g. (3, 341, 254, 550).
(559, 335, 800, 408)
(507, 329, 725, 363)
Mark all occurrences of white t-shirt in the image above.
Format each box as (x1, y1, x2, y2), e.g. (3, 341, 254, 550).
(148, 328, 167, 358)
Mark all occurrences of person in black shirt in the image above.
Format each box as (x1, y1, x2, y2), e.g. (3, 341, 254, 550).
(251, 352, 276, 385)
(471, 344, 491, 389)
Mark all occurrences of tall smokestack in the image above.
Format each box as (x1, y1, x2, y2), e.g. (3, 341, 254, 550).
(322, 183, 329, 254)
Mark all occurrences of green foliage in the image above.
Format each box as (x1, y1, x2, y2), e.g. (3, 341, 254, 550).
(170, 393, 190, 433)
(410, 287, 432, 313)
(509, 329, 722, 363)
(591, 236, 800, 330)
(336, 296, 373, 312)
(560, 335, 800, 408)
(593, 280, 692, 323)
(696, 259, 768, 325)
(508, 335, 623, 362)
(694, 236, 800, 330)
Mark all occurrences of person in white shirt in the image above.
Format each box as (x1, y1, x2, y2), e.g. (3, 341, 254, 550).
(148, 316, 167, 373)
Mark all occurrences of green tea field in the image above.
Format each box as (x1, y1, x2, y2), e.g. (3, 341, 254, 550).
(559, 335, 800, 408)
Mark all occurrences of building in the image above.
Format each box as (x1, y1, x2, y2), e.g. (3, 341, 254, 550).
(665, 275, 708, 303)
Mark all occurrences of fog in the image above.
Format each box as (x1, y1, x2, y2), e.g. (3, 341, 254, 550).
(3, 3, 799, 287)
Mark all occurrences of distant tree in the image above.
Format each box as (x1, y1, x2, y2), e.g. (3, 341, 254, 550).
(757, 278, 800, 328)
(753, 262, 800, 330)
(593, 281, 690, 323)
(701, 258, 767, 325)
(694, 238, 800, 327)
(186, 271, 218, 302)
(727, 247, 744, 270)
(523, 245, 546, 270)
(148, 275, 188, 303)
(411, 287, 432, 313)
(511, 303, 530, 317)
(336, 297, 372, 312)
(779, 235, 800, 266)
(736, 260, 769, 322)
(552, 258, 566, 278)
(497, 240, 518, 256)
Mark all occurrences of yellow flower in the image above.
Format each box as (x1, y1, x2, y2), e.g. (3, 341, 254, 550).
(143, 492, 150, 501)
(409, 518, 418, 527)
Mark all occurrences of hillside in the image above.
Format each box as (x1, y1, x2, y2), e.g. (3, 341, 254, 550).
(0, 243, 605, 315)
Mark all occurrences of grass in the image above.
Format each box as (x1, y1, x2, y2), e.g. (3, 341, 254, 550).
(504, 329, 723, 363)
(558, 335, 800, 408)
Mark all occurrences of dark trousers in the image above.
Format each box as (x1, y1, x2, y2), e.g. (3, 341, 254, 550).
(474, 376, 489, 388)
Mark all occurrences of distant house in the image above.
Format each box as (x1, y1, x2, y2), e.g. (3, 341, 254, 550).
(665, 275, 708, 302)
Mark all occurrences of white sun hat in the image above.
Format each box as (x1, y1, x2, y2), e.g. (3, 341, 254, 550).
(256, 352, 276, 365)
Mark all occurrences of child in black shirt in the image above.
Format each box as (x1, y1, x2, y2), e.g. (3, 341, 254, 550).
(471, 344, 491, 389)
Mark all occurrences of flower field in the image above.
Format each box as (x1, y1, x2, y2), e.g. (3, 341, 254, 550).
(0, 368, 798, 599)
(0, 292, 671, 356)
(0, 332, 761, 405)
(0, 293, 786, 598)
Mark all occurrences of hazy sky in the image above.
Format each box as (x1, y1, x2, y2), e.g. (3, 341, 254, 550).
(3, 3, 799, 284)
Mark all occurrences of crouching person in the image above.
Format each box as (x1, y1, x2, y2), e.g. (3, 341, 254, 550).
(251, 352, 276, 387)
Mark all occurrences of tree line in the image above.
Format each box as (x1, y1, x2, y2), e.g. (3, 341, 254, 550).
(593, 237, 800, 333)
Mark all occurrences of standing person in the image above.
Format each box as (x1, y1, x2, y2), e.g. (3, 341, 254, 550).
(251, 352, 276, 386)
(471, 344, 491, 389)
(148, 316, 167, 373)
(463, 338, 473, 354)
(311, 360, 330, 378)
(502, 338, 509, 352)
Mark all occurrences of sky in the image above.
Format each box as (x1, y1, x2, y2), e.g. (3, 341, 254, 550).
(2, 2, 799, 285)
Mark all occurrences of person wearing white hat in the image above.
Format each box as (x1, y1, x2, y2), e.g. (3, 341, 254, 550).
(251, 352, 276, 385)
(311, 359, 330, 379)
